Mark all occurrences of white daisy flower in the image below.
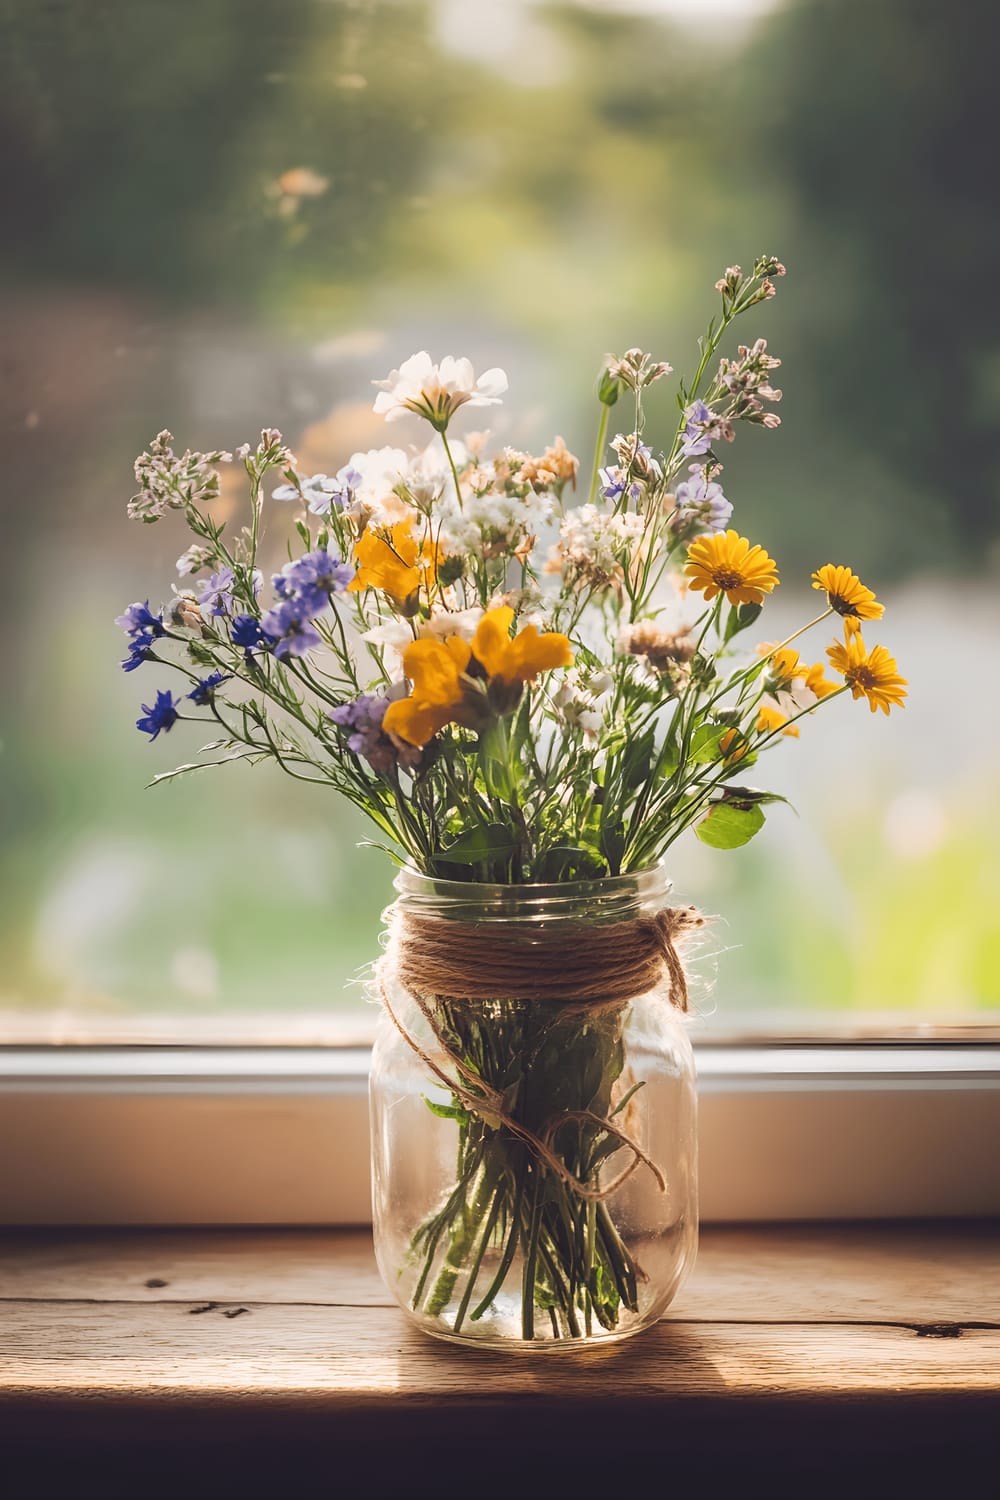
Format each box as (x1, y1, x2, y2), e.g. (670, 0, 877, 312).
(373, 352, 508, 430)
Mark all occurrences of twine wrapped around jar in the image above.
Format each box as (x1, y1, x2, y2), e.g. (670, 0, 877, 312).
(375, 899, 705, 1202)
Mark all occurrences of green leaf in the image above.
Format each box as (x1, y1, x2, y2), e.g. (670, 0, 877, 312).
(695, 801, 766, 849)
(689, 723, 728, 763)
(720, 786, 792, 808)
(534, 845, 606, 882)
(422, 1097, 469, 1123)
(622, 726, 656, 790)
(601, 829, 626, 876)
(438, 823, 518, 864)
(724, 600, 763, 641)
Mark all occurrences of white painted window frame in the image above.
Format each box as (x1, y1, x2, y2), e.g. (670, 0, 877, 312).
(2, 1043, 998, 1224)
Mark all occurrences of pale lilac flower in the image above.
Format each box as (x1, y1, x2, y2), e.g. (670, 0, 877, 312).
(197, 567, 236, 618)
(679, 401, 733, 458)
(261, 599, 323, 659)
(599, 466, 641, 503)
(373, 353, 507, 430)
(330, 695, 421, 776)
(671, 466, 733, 538)
(176, 544, 215, 577)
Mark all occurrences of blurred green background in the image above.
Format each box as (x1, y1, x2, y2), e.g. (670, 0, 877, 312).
(2, 0, 998, 1032)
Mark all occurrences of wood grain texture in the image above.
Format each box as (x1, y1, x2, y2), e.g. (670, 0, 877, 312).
(0, 1224, 997, 1498)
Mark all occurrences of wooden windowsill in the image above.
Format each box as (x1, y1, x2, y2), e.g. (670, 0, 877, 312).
(2, 1223, 998, 1496)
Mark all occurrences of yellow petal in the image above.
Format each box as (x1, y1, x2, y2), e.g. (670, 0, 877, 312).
(470, 606, 516, 678)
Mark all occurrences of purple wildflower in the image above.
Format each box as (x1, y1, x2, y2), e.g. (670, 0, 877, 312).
(196, 567, 236, 617)
(188, 672, 230, 706)
(285, 549, 352, 596)
(231, 615, 274, 654)
(136, 689, 180, 740)
(121, 629, 159, 673)
(330, 695, 421, 776)
(116, 601, 164, 637)
(679, 400, 733, 458)
(671, 466, 733, 538)
(599, 465, 641, 503)
(261, 599, 323, 659)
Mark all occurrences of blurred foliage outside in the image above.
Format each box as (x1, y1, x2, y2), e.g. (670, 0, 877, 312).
(1, 0, 998, 1027)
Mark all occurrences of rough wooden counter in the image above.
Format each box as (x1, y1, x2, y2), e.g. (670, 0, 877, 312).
(1, 1224, 997, 1496)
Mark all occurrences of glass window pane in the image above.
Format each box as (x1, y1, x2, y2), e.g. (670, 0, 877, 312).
(2, 0, 996, 1036)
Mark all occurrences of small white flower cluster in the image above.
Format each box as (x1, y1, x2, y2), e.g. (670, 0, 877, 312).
(549, 504, 645, 591)
(550, 667, 613, 736)
(438, 484, 554, 562)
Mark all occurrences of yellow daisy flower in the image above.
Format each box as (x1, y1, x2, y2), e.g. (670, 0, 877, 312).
(757, 642, 803, 686)
(685, 530, 779, 606)
(826, 632, 907, 715)
(757, 704, 799, 738)
(801, 660, 840, 700)
(811, 564, 884, 625)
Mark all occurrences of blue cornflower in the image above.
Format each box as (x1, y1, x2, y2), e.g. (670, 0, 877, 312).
(196, 566, 236, 617)
(188, 672, 230, 706)
(121, 629, 158, 673)
(136, 689, 180, 740)
(231, 615, 274, 654)
(116, 600, 164, 637)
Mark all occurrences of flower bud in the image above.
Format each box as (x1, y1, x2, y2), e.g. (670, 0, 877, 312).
(597, 362, 621, 407)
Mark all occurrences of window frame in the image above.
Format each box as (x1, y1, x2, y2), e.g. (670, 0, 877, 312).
(2, 1042, 998, 1224)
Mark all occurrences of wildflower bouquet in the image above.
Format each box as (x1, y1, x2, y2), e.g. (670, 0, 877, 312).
(118, 255, 905, 1343)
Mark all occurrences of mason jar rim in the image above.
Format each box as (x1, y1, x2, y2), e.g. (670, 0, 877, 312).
(392, 863, 671, 919)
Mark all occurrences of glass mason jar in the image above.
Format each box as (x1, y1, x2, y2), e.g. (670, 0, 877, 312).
(369, 867, 698, 1350)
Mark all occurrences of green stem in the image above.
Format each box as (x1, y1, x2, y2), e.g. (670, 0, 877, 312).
(425, 1166, 495, 1318)
(587, 404, 611, 506)
(452, 1186, 503, 1334)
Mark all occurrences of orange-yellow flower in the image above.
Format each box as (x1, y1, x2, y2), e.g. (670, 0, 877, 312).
(826, 632, 907, 715)
(349, 520, 441, 604)
(470, 606, 572, 685)
(685, 530, 779, 606)
(719, 727, 749, 763)
(757, 643, 803, 686)
(383, 606, 573, 747)
(382, 636, 475, 748)
(801, 660, 840, 700)
(757, 704, 799, 738)
(811, 564, 884, 627)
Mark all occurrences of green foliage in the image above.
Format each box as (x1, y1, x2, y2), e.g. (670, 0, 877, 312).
(695, 801, 766, 849)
